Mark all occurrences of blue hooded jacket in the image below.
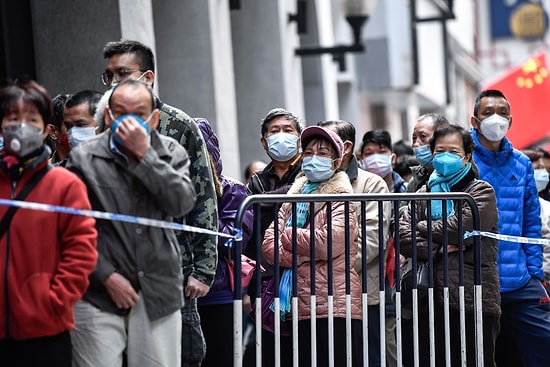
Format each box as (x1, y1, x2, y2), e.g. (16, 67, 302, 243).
(471, 128, 542, 292)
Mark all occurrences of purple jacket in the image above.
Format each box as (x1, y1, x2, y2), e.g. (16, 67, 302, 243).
(195, 119, 254, 305)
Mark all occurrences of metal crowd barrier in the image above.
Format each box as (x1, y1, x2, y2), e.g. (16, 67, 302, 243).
(231, 192, 483, 367)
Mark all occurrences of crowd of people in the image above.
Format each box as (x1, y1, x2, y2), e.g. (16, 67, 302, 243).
(0, 38, 549, 367)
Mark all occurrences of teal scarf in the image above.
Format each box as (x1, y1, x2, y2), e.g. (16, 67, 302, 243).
(427, 163, 471, 220)
(275, 181, 320, 320)
(285, 181, 320, 228)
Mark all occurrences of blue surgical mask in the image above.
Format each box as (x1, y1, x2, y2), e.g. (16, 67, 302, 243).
(414, 144, 433, 167)
(110, 111, 153, 147)
(266, 133, 299, 162)
(534, 168, 550, 193)
(302, 155, 335, 182)
(68, 126, 98, 148)
(0, 136, 4, 151)
(433, 152, 465, 176)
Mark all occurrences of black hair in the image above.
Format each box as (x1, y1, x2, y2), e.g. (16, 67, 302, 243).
(537, 147, 550, 160)
(522, 149, 544, 163)
(394, 154, 419, 178)
(65, 90, 103, 119)
(473, 89, 509, 118)
(393, 139, 413, 157)
(317, 120, 356, 150)
(0, 80, 53, 128)
(361, 129, 393, 152)
(51, 93, 71, 130)
(103, 40, 155, 73)
(429, 124, 475, 155)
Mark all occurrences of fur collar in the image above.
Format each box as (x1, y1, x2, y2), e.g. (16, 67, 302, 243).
(284, 171, 353, 216)
(288, 171, 353, 195)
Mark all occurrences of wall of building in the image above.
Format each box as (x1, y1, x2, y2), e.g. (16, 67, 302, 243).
(3, 0, 496, 177)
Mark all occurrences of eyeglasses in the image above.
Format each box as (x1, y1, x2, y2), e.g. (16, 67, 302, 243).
(302, 147, 334, 159)
(101, 69, 145, 86)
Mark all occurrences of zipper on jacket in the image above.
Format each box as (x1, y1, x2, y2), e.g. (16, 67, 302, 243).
(3, 179, 17, 338)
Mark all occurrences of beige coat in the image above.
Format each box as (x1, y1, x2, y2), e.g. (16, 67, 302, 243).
(262, 171, 362, 320)
(352, 168, 391, 305)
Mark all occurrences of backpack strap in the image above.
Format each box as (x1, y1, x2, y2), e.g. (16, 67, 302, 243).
(0, 164, 52, 239)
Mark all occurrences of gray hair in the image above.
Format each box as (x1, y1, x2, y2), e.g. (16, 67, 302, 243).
(93, 89, 113, 132)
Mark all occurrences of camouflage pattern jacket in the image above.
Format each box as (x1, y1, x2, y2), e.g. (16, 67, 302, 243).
(156, 98, 218, 286)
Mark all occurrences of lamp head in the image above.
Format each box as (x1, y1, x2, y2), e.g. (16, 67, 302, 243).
(342, 0, 377, 45)
(342, 0, 377, 17)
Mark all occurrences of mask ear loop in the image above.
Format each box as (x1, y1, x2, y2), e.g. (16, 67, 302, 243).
(144, 110, 155, 124)
(108, 108, 116, 122)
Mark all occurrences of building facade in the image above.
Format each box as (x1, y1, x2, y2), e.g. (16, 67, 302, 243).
(1, 0, 547, 179)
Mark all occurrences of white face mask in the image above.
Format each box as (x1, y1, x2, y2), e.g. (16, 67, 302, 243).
(359, 153, 393, 178)
(478, 113, 510, 142)
(534, 168, 550, 193)
(68, 126, 98, 148)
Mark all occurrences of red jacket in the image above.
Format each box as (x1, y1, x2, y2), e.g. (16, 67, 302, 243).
(0, 160, 97, 340)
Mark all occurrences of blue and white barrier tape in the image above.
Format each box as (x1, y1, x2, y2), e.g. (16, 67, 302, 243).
(0, 198, 240, 241)
(12, 198, 548, 247)
(464, 230, 550, 245)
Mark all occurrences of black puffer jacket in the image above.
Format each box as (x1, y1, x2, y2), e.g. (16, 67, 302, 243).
(399, 170, 501, 317)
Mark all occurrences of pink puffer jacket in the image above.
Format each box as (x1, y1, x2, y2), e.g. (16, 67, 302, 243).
(262, 171, 362, 320)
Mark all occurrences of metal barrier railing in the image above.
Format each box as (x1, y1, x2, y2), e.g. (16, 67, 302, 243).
(232, 192, 483, 367)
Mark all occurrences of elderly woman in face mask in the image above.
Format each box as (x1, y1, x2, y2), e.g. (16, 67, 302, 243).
(399, 124, 501, 367)
(262, 126, 363, 366)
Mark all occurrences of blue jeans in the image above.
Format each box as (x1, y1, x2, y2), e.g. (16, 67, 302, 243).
(496, 276, 550, 367)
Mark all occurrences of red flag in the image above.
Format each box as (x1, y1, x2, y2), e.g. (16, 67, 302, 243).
(482, 51, 550, 149)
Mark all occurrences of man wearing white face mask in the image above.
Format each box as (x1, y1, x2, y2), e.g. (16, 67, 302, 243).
(471, 89, 550, 367)
(358, 128, 404, 367)
(359, 129, 406, 194)
(64, 90, 102, 149)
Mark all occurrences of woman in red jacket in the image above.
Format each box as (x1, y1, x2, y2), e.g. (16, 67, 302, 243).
(0, 80, 98, 367)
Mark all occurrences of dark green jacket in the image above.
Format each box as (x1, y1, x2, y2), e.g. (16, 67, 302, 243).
(156, 98, 219, 287)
